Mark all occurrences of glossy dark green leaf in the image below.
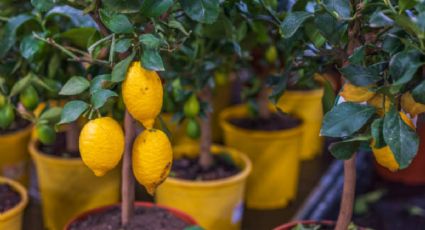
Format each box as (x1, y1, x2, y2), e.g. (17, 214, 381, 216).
(58, 100, 89, 125)
(180, 0, 220, 24)
(280, 11, 313, 38)
(371, 118, 386, 148)
(141, 49, 164, 71)
(114, 38, 132, 53)
(39, 107, 63, 124)
(99, 9, 134, 34)
(19, 35, 45, 61)
(168, 20, 190, 36)
(399, 0, 419, 11)
(101, 0, 143, 13)
(314, 12, 341, 45)
(90, 74, 111, 94)
(339, 64, 381, 86)
(111, 51, 135, 82)
(321, 102, 376, 137)
(9, 74, 33, 97)
(389, 50, 423, 85)
(348, 46, 365, 65)
(139, 34, 161, 49)
(0, 14, 34, 58)
(322, 0, 351, 18)
(383, 107, 419, 169)
(369, 11, 394, 28)
(140, 0, 173, 17)
(412, 80, 425, 104)
(59, 76, 90, 95)
(61, 27, 97, 49)
(31, 0, 55, 12)
(329, 140, 360, 160)
(393, 14, 422, 36)
(91, 89, 117, 109)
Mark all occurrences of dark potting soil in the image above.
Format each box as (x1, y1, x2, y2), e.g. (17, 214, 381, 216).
(0, 183, 21, 213)
(290, 223, 334, 230)
(0, 117, 30, 135)
(229, 113, 300, 131)
(38, 132, 80, 158)
(353, 175, 425, 230)
(68, 206, 192, 230)
(171, 153, 240, 181)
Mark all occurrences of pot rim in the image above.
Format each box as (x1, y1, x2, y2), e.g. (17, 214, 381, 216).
(0, 123, 33, 139)
(29, 139, 83, 165)
(162, 144, 252, 188)
(219, 105, 303, 138)
(0, 177, 28, 221)
(63, 201, 198, 230)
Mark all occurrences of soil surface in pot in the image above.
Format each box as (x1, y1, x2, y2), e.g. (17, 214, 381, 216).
(171, 153, 240, 181)
(0, 183, 21, 213)
(68, 206, 192, 230)
(38, 132, 80, 158)
(229, 113, 300, 131)
(0, 117, 30, 135)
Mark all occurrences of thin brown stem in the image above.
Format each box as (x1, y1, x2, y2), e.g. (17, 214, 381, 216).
(335, 155, 357, 230)
(258, 84, 271, 119)
(66, 121, 79, 153)
(121, 111, 137, 227)
(199, 87, 214, 170)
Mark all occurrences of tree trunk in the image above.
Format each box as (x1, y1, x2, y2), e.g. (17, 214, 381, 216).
(66, 121, 79, 153)
(257, 85, 271, 119)
(199, 87, 214, 170)
(335, 155, 357, 230)
(121, 110, 137, 227)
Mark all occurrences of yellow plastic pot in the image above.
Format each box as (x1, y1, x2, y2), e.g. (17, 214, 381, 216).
(156, 144, 251, 230)
(220, 105, 303, 209)
(211, 79, 233, 142)
(0, 125, 32, 187)
(0, 177, 28, 230)
(277, 88, 324, 160)
(29, 140, 120, 230)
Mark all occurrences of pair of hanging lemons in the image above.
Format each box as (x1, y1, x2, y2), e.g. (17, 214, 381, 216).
(340, 83, 423, 171)
(79, 61, 172, 195)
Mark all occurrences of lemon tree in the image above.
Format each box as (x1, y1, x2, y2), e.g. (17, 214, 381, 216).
(277, 0, 425, 229)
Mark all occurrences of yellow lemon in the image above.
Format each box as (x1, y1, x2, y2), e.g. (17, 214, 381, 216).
(79, 117, 125, 176)
(367, 94, 391, 116)
(122, 61, 163, 128)
(132, 128, 172, 195)
(371, 112, 415, 171)
(340, 83, 375, 102)
(401, 92, 425, 117)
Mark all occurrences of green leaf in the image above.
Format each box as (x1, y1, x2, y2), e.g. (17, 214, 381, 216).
(58, 100, 89, 124)
(31, 0, 55, 12)
(329, 140, 359, 159)
(180, 0, 220, 24)
(321, 102, 376, 137)
(111, 52, 135, 82)
(0, 14, 34, 58)
(59, 76, 90, 95)
(90, 74, 111, 94)
(19, 35, 45, 61)
(62, 27, 97, 49)
(393, 14, 422, 36)
(369, 11, 394, 28)
(141, 49, 164, 71)
(168, 20, 190, 36)
(39, 107, 62, 124)
(322, 0, 351, 18)
(114, 38, 132, 53)
(139, 34, 161, 49)
(31, 77, 56, 92)
(280, 11, 313, 38)
(101, 0, 143, 13)
(348, 46, 365, 65)
(99, 9, 134, 34)
(412, 80, 425, 104)
(140, 0, 173, 17)
(314, 12, 341, 45)
(339, 64, 381, 86)
(371, 118, 386, 148)
(399, 0, 419, 12)
(10, 74, 33, 97)
(91, 89, 117, 109)
(389, 50, 423, 85)
(383, 107, 419, 169)
(183, 226, 204, 230)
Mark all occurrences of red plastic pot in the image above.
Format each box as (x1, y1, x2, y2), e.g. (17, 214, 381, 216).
(375, 116, 425, 185)
(64, 202, 198, 230)
(273, 220, 336, 230)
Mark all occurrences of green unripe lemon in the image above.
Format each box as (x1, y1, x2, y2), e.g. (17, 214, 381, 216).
(0, 103, 15, 129)
(36, 123, 56, 145)
(265, 45, 277, 63)
(0, 94, 6, 108)
(183, 95, 200, 118)
(20, 86, 39, 111)
(186, 118, 200, 139)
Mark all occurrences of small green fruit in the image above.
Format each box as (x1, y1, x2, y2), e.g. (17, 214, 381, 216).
(186, 118, 200, 139)
(0, 103, 15, 129)
(36, 123, 56, 145)
(20, 86, 39, 111)
(183, 95, 200, 118)
(265, 45, 278, 63)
